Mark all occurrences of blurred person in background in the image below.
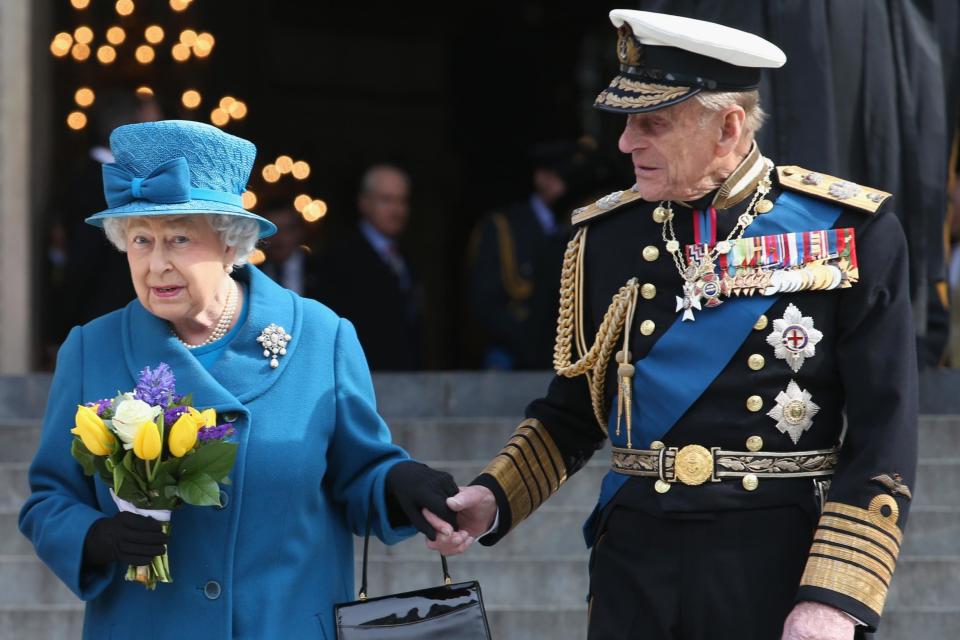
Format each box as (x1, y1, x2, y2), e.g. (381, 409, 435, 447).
(311, 164, 422, 370)
(258, 199, 316, 296)
(469, 139, 607, 370)
(42, 90, 162, 366)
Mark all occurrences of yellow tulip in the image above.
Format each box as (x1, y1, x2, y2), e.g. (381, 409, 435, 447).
(168, 413, 201, 457)
(71, 405, 116, 456)
(200, 408, 217, 427)
(132, 421, 162, 460)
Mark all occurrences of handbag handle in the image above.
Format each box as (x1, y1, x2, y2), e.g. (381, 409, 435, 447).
(359, 506, 452, 601)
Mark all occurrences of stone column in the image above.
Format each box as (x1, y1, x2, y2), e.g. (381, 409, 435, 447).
(0, 1, 32, 374)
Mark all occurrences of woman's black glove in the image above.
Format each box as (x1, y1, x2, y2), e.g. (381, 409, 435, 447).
(385, 461, 459, 540)
(82, 512, 170, 567)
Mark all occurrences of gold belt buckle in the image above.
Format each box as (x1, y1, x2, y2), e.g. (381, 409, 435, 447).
(672, 444, 714, 486)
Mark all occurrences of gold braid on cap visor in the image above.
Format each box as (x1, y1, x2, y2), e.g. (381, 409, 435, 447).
(595, 77, 692, 110)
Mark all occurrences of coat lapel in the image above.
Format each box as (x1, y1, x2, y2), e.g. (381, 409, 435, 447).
(120, 265, 300, 412)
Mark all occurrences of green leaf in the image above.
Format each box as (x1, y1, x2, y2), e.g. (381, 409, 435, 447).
(163, 485, 180, 499)
(178, 394, 193, 407)
(70, 439, 97, 476)
(178, 472, 221, 506)
(181, 441, 237, 482)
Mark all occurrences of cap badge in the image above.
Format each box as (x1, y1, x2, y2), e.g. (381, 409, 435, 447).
(616, 25, 643, 66)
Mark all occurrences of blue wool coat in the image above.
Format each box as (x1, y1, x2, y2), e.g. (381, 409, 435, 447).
(19, 265, 416, 639)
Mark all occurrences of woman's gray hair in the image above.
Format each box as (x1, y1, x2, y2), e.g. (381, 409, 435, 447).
(102, 214, 260, 268)
(695, 90, 767, 137)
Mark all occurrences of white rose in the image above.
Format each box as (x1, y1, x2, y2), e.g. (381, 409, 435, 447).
(111, 397, 161, 450)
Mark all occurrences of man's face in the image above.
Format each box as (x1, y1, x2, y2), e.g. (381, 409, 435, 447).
(618, 100, 719, 202)
(359, 169, 410, 239)
(264, 209, 303, 263)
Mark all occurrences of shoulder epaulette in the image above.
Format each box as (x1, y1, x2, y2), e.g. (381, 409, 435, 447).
(776, 166, 891, 215)
(571, 186, 645, 225)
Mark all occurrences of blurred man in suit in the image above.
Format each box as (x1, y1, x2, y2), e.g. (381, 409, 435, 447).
(311, 164, 421, 370)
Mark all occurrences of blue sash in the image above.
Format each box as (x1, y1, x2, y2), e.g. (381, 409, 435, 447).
(584, 192, 844, 546)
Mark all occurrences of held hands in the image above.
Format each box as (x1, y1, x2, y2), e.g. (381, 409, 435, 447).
(82, 512, 170, 567)
(384, 461, 459, 540)
(781, 601, 856, 640)
(422, 485, 498, 555)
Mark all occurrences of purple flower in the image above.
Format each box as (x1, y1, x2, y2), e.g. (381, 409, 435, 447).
(198, 423, 235, 443)
(163, 405, 190, 426)
(134, 363, 176, 408)
(85, 398, 113, 417)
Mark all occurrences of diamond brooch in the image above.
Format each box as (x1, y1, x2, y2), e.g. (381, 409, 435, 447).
(257, 324, 292, 368)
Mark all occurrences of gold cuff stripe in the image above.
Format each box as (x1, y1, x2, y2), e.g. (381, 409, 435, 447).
(823, 501, 903, 543)
(818, 517, 901, 561)
(513, 431, 560, 494)
(814, 529, 897, 573)
(800, 555, 888, 616)
(504, 439, 549, 505)
(484, 454, 534, 525)
(517, 420, 567, 491)
(482, 420, 569, 527)
(820, 511, 902, 553)
(810, 542, 893, 584)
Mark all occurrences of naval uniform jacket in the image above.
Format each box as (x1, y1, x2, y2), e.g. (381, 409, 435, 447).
(19, 265, 416, 639)
(474, 151, 918, 630)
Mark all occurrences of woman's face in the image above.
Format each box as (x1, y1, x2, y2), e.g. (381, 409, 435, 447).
(124, 215, 236, 324)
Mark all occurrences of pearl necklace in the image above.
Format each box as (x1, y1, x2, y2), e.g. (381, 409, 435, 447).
(658, 158, 774, 321)
(172, 278, 239, 349)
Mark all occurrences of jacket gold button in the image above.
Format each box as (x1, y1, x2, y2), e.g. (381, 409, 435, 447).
(746, 436, 763, 452)
(655, 480, 671, 494)
(641, 283, 656, 299)
(642, 246, 660, 261)
(640, 320, 655, 336)
(742, 474, 759, 491)
(746, 395, 763, 412)
(650, 440, 665, 450)
(748, 354, 765, 370)
(753, 315, 768, 331)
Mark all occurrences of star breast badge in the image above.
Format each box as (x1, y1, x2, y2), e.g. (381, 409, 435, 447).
(766, 303, 823, 372)
(767, 380, 820, 444)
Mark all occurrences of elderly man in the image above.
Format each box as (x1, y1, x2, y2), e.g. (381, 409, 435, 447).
(312, 164, 421, 370)
(429, 10, 917, 640)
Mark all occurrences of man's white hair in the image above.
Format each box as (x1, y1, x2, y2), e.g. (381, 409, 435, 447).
(695, 90, 766, 137)
(102, 213, 259, 268)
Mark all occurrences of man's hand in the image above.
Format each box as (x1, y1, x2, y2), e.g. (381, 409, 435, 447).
(781, 601, 856, 640)
(422, 485, 498, 555)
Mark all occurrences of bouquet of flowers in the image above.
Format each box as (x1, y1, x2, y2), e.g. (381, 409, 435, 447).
(69, 363, 237, 589)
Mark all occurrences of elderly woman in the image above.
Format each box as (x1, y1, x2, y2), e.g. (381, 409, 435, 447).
(19, 120, 465, 638)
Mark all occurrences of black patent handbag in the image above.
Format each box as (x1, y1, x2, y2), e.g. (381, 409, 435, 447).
(334, 510, 493, 639)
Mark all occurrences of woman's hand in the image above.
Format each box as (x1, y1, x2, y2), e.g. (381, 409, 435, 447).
(82, 512, 169, 567)
(423, 485, 497, 555)
(384, 461, 460, 541)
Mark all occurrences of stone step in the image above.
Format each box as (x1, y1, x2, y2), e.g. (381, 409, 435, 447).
(5, 415, 958, 463)
(3, 552, 958, 610)
(1, 603, 956, 640)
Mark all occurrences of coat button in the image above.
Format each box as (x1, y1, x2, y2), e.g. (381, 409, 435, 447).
(650, 440, 665, 450)
(746, 395, 763, 412)
(654, 480, 671, 494)
(742, 474, 760, 491)
(748, 354, 765, 370)
(204, 580, 221, 600)
(216, 490, 229, 510)
(641, 283, 657, 300)
(642, 246, 660, 262)
(222, 412, 239, 423)
(746, 436, 764, 452)
(753, 315, 769, 331)
(640, 320, 656, 336)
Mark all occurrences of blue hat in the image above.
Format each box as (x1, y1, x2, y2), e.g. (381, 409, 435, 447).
(85, 120, 276, 238)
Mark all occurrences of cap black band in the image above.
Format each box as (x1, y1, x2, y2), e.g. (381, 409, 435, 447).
(620, 44, 761, 91)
